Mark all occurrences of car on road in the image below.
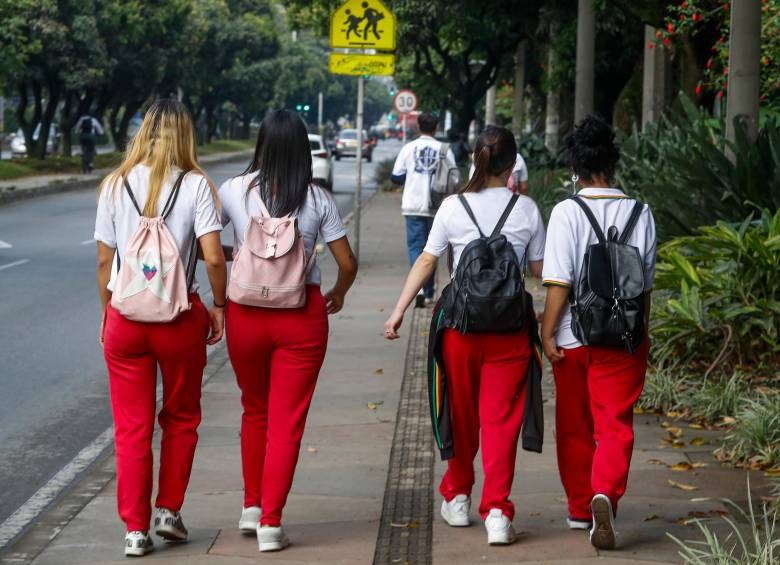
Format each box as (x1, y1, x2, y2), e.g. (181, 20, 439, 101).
(334, 129, 374, 162)
(309, 134, 333, 191)
(10, 125, 60, 157)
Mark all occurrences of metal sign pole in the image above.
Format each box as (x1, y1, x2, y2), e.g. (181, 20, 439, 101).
(402, 113, 407, 145)
(354, 76, 365, 262)
(317, 91, 324, 135)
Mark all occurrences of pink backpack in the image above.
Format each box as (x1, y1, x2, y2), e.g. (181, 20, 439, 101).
(111, 171, 197, 322)
(228, 189, 314, 308)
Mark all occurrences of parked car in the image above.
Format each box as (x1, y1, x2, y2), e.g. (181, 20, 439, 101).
(309, 134, 333, 191)
(334, 129, 373, 162)
(10, 125, 60, 158)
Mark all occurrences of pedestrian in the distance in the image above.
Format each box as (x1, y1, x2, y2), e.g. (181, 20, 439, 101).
(541, 115, 656, 549)
(384, 125, 546, 546)
(468, 150, 529, 195)
(95, 99, 227, 557)
(391, 112, 456, 307)
(218, 109, 358, 552)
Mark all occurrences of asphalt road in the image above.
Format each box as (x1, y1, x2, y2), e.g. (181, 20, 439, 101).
(0, 138, 401, 530)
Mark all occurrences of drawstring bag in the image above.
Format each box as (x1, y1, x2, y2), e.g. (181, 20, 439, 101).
(111, 171, 197, 322)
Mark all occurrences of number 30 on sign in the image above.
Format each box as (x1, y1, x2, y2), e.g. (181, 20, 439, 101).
(393, 90, 418, 114)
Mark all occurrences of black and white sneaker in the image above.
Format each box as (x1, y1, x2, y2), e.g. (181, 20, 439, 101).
(589, 494, 617, 549)
(154, 508, 188, 542)
(125, 531, 154, 557)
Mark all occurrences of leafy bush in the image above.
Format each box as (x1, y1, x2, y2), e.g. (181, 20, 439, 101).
(617, 96, 780, 240)
(720, 393, 780, 469)
(650, 210, 780, 374)
(670, 478, 780, 564)
(527, 168, 571, 223)
(517, 132, 560, 171)
(373, 158, 397, 192)
(688, 372, 751, 423)
(638, 366, 686, 413)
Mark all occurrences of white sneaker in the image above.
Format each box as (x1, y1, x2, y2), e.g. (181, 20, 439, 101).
(589, 494, 617, 550)
(484, 509, 516, 545)
(567, 516, 592, 530)
(124, 531, 154, 557)
(257, 524, 290, 552)
(441, 494, 471, 527)
(239, 506, 262, 534)
(154, 507, 188, 542)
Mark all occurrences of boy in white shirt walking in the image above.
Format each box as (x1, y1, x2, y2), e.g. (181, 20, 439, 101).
(391, 112, 456, 306)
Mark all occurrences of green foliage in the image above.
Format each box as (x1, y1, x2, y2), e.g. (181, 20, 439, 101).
(527, 167, 570, 224)
(651, 210, 780, 373)
(637, 366, 685, 413)
(721, 394, 780, 469)
(670, 478, 780, 564)
(617, 97, 780, 240)
(373, 158, 397, 192)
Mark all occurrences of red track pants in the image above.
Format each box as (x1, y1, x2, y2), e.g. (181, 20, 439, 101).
(552, 341, 649, 520)
(103, 295, 209, 532)
(439, 328, 531, 520)
(226, 286, 328, 526)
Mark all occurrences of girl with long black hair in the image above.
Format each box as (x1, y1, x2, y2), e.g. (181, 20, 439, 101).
(218, 109, 358, 552)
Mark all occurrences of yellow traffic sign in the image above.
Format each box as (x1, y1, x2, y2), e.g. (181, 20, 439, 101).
(328, 53, 395, 76)
(330, 0, 396, 51)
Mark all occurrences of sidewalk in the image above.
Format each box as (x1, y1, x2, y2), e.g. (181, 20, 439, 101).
(1, 191, 772, 564)
(0, 149, 253, 205)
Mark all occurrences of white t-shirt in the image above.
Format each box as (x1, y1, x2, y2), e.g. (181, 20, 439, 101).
(94, 164, 222, 292)
(218, 174, 347, 286)
(542, 187, 657, 349)
(468, 152, 529, 186)
(423, 187, 546, 272)
(392, 135, 456, 217)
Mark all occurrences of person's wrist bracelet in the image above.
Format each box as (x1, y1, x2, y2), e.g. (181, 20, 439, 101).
(213, 300, 227, 308)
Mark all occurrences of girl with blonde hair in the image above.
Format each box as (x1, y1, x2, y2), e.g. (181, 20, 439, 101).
(95, 99, 227, 556)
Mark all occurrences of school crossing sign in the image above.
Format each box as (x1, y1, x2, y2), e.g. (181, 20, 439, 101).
(330, 0, 396, 51)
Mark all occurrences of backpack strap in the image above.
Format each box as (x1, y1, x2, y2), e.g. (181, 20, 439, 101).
(122, 178, 143, 216)
(161, 171, 188, 220)
(251, 188, 272, 218)
(438, 142, 450, 162)
(458, 195, 486, 238)
(490, 194, 520, 238)
(619, 200, 645, 244)
(570, 195, 606, 244)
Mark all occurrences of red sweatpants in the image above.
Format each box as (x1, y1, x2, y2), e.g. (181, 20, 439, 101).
(226, 286, 328, 527)
(103, 295, 209, 532)
(439, 329, 531, 520)
(552, 341, 649, 520)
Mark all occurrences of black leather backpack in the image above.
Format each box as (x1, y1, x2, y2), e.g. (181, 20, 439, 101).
(442, 194, 528, 333)
(569, 196, 647, 353)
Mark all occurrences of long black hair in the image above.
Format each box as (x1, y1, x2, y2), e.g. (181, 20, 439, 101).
(562, 114, 620, 183)
(244, 109, 312, 216)
(460, 125, 517, 193)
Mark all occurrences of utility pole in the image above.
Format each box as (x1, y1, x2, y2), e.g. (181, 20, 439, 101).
(725, 0, 761, 144)
(354, 77, 365, 262)
(317, 91, 324, 135)
(544, 22, 561, 152)
(574, 0, 595, 123)
(485, 84, 497, 126)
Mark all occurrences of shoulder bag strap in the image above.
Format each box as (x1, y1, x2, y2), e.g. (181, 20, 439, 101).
(490, 194, 520, 238)
(161, 171, 188, 220)
(184, 233, 199, 292)
(439, 142, 449, 162)
(458, 194, 486, 238)
(570, 195, 606, 244)
(619, 200, 645, 244)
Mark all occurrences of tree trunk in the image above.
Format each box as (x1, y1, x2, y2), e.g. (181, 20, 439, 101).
(16, 81, 42, 159)
(574, 0, 596, 123)
(641, 25, 669, 131)
(511, 42, 526, 136)
(485, 84, 497, 126)
(109, 98, 142, 152)
(25, 80, 60, 160)
(450, 95, 477, 139)
(240, 113, 251, 139)
(544, 24, 561, 153)
(725, 0, 761, 143)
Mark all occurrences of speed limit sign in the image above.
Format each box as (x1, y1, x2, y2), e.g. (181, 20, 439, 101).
(393, 89, 418, 114)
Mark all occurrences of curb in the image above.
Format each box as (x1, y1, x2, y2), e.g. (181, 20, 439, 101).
(0, 150, 253, 207)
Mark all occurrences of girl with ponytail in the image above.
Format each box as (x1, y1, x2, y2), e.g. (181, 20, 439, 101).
(384, 126, 547, 546)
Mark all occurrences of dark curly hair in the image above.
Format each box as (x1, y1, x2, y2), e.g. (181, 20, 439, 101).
(562, 114, 620, 183)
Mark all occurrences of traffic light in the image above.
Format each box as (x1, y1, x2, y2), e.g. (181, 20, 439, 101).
(295, 104, 303, 111)
(303, 105, 310, 111)
(389, 88, 396, 96)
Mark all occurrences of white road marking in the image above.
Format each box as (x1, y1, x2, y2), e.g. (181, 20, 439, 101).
(0, 240, 12, 249)
(80, 239, 95, 246)
(0, 259, 29, 272)
(0, 427, 114, 548)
